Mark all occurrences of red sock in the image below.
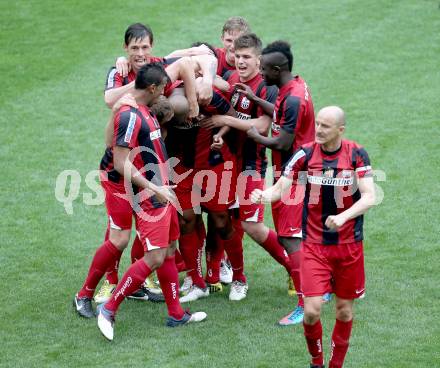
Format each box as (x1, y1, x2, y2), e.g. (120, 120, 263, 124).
(329, 319, 353, 368)
(196, 219, 206, 244)
(231, 213, 244, 240)
(105, 259, 152, 313)
(220, 230, 246, 283)
(205, 230, 223, 283)
(261, 229, 292, 271)
(102, 223, 121, 284)
(174, 249, 187, 273)
(303, 320, 324, 366)
(179, 231, 206, 289)
(288, 250, 303, 307)
(131, 235, 144, 263)
(78, 240, 122, 299)
(156, 255, 185, 319)
(105, 252, 122, 284)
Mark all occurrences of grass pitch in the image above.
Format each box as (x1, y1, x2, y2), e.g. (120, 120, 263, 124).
(1, 1, 439, 367)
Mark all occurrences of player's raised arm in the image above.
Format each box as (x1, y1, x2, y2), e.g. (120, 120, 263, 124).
(164, 43, 215, 58)
(165, 57, 199, 118)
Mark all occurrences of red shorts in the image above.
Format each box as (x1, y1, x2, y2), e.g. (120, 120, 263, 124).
(100, 172, 132, 230)
(271, 183, 304, 237)
(135, 204, 180, 251)
(301, 241, 365, 299)
(174, 161, 236, 213)
(237, 174, 264, 223)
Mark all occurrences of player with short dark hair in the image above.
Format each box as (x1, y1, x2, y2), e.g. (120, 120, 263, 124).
(95, 63, 207, 340)
(251, 105, 376, 368)
(200, 33, 301, 302)
(96, 23, 221, 302)
(247, 40, 315, 325)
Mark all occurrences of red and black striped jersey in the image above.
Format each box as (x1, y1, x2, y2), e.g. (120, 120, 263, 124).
(100, 105, 170, 209)
(215, 48, 235, 77)
(283, 140, 373, 245)
(166, 89, 234, 169)
(223, 70, 278, 176)
(272, 76, 315, 181)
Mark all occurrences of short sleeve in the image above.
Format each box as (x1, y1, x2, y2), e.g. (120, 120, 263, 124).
(280, 95, 300, 134)
(105, 67, 124, 91)
(282, 148, 307, 180)
(114, 109, 139, 148)
(354, 147, 373, 178)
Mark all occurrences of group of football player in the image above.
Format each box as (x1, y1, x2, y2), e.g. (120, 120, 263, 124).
(73, 16, 377, 368)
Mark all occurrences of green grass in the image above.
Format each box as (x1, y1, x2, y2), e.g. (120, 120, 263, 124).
(1, 0, 440, 367)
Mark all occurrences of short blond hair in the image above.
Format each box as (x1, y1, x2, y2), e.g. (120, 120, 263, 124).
(222, 16, 251, 35)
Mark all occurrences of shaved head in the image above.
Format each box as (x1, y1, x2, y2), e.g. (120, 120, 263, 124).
(315, 106, 346, 150)
(317, 106, 346, 127)
(168, 90, 189, 124)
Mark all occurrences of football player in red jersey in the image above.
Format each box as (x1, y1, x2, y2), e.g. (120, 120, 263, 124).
(105, 23, 200, 115)
(251, 106, 376, 368)
(94, 64, 207, 341)
(215, 16, 251, 77)
(163, 86, 245, 303)
(247, 40, 315, 325)
(201, 33, 302, 303)
(98, 24, 219, 301)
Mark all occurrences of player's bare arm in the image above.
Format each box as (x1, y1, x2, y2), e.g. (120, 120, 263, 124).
(325, 176, 376, 230)
(164, 44, 214, 58)
(104, 81, 136, 108)
(213, 76, 230, 92)
(247, 126, 294, 151)
(250, 175, 292, 204)
(165, 57, 199, 119)
(201, 114, 271, 134)
(190, 54, 218, 105)
(235, 82, 274, 116)
(113, 145, 177, 205)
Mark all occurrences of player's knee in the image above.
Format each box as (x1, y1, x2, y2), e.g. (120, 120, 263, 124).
(109, 230, 130, 250)
(242, 221, 266, 243)
(179, 213, 196, 234)
(304, 298, 322, 323)
(166, 241, 177, 257)
(335, 305, 353, 322)
(211, 213, 233, 239)
(278, 236, 301, 254)
(304, 308, 321, 324)
(144, 250, 166, 270)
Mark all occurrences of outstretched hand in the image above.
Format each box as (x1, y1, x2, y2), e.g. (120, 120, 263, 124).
(235, 82, 257, 101)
